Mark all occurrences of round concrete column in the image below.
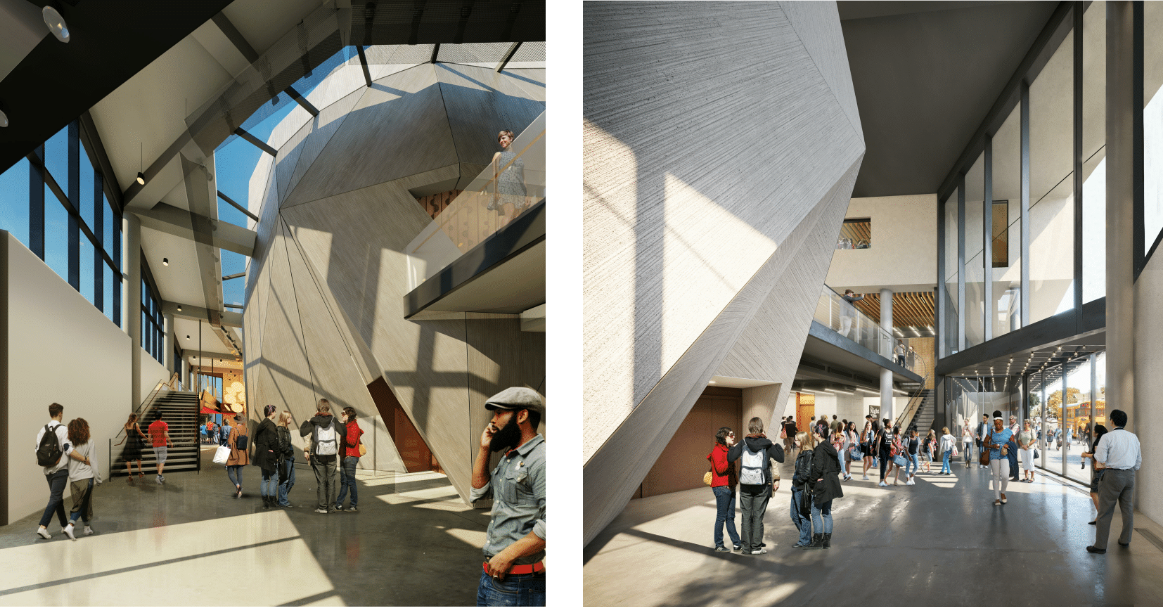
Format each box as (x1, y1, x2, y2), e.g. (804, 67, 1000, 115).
(880, 289, 894, 419)
(127, 214, 142, 409)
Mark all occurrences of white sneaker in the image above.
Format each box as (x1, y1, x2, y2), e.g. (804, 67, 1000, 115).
(879, 481, 887, 487)
(83, 526, 94, 536)
(63, 524, 76, 541)
(36, 527, 51, 540)
(751, 548, 767, 555)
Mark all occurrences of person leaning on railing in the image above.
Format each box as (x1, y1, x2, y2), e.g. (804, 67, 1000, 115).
(838, 290, 864, 338)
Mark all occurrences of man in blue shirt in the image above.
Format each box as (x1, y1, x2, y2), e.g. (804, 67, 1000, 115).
(1087, 409, 1142, 554)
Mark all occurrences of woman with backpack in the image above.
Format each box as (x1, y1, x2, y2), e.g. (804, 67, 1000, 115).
(226, 415, 250, 499)
(276, 411, 296, 508)
(707, 427, 741, 552)
(335, 407, 365, 512)
(804, 426, 843, 549)
(921, 429, 936, 473)
(790, 431, 815, 548)
(254, 405, 280, 509)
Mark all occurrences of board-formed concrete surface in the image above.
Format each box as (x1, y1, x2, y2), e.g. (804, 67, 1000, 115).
(584, 462, 1163, 606)
(583, 1, 865, 544)
(243, 57, 546, 503)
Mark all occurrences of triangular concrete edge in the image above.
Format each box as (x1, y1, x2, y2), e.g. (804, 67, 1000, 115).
(780, 1, 865, 144)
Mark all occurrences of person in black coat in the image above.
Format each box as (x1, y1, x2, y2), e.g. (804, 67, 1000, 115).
(253, 405, 280, 509)
(804, 427, 844, 550)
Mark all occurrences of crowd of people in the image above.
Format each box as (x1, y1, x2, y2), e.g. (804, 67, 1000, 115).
(708, 408, 1142, 555)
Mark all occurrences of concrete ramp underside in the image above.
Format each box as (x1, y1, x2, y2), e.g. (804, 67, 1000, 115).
(582, 1, 865, 545)
(243, 60, 546, 503)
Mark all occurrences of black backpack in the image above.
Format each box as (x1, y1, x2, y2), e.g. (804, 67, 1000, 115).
(277, 426, 292, 457)
(36, 424, 63, 467)
(236, 432, 249, 451)
(794, 449, 814, 484)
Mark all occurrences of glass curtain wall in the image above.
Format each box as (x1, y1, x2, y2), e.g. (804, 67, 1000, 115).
(1028, 351, 1105, 483)
(948, 375, 1022, 453)
(1029, 29, 1076, 324)
(1145, 2, 1163, 256)
(943, 193, 959, 357)
(993, 104, 1023, 336)
(1083, 2, 1107, 303)
(0, 120, 123, 327)
(965, 153, 986, 348)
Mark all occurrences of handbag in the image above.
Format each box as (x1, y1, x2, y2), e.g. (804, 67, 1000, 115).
(779, 427, 787, 439)
(359, 442, 367, 457)
(952, 445, 959, 458)
(893, 453, 907, 467)
(1033, 448, 1039, 460)
(979, 436, 992, 466)
(703, 470, 713, 486)
(213, 444, 231, 465)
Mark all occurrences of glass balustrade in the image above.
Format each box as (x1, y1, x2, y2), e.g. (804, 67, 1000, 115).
(814, 287, 894, 358)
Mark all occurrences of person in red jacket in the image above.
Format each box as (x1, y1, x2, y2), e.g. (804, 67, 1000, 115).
(708, 427, 741, 552)
(335, 407, 365, 512)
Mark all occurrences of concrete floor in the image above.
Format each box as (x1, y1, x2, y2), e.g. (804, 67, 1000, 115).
(0, 447, 490, 605)
(584, 457, 1163, 606)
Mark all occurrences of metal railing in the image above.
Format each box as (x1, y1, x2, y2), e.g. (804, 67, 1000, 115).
(895, 352, 933, 432)
(814, 287, 895, 357)
(109, 379, 168, 479)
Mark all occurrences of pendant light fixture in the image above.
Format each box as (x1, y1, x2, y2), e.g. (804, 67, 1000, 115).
(136, 142, 146, 185)
(42, 5, 69, 43)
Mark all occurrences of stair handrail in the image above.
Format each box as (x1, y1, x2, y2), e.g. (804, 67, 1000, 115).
(109, 379, 166, 478)
(895, 352, 932, 432)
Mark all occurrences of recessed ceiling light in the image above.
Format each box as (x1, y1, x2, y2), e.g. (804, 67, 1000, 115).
(42, 6, 69, 43)
(186, 335, 191, 339)
(177, 305, 182, 312)
(162, 258, 169, 266)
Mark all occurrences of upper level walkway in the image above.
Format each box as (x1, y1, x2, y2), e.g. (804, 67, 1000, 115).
(584, 458, 1163, 606)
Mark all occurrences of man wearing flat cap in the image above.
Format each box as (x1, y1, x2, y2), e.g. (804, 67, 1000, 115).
(471, 387, 546, 606)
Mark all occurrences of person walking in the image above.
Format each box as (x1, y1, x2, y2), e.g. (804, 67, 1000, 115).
(903, 429, 920, 485)
(783, 417, 798, 458)
(790, 431, 815, 548)
(920, 429, 936, 473)
(803, 426, 843, 550)
(221, 420, 231, 446)
(336, 407, 365, 512)
(302, 399, 345, 514)
(976, 414, 991, 469)
(874, 418, 896, 487)
(115, 413, 146, 484)
(842, 422, 857, 482)
(961, 426, 974, 468)
(276, 411, 296, 508)
(35, 403, 89, 540)
(939, 427, 956, 475)
(728, 417, 784, 555)
(469, 387, 546, 605)
(1087, 410, 1141, 554)
(860, 419, 876, 480)
(1018, 420, 1036, 482)
(226, 415, 250, 498)
(1081, 425, 1108, 525)
(64, 418, 100, 540)
(147, 411, 170, 484)
(986, 411, 1013, 506)
(253, 405, 279, 509)
(1008, 415, 1021, 482)
(707, 427, 741, 553)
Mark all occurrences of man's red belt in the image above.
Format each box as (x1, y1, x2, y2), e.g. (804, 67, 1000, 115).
(484, 561, 545, 575)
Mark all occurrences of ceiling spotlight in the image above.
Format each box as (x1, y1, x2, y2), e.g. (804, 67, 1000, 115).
(186, 335, 191, 339)
(136, 142, 146, 185)
(42, 5, 69, 43)
(0, 108, 8, 128)
(162, 258, 169, 266)
(137, 172, 145, 185)
(176, 305, 182, 312)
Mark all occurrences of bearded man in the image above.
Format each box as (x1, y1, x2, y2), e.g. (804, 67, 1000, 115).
(470, 387, 546, 606)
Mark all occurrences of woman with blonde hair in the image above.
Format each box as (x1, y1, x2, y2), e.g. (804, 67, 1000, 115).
(790, 431, 816, 547)
(276, 411, 296, 508)
(939, 426, 956, 475)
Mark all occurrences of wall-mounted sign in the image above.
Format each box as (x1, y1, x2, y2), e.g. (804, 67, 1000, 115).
(869, 405, 881, 419)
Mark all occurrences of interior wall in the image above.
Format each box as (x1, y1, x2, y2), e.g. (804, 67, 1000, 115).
(1135, 244, 1163, 526)
(139, 348, 169, 406)
(827, 194, 938, 292)
(5, 233, 133, 525)
(635, 387, 742, 499)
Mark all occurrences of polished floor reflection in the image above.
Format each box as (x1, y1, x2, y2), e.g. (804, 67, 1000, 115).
(0, 447, 489, 605)
(584, 458, 1163, 606)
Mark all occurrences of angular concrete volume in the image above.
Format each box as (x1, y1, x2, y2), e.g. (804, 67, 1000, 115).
(583, 1, 865, 545)
(244, 58, 546, 502)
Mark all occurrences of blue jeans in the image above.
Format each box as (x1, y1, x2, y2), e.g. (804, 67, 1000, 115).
(261, 468, 278, 498)
(476, 570, 545, 606)
(1008, 440, 1019, 479)
(278, 459, 296, 506)
(964, 443, 972, 464)
(227, 465, 244, 488)
(790, 487, 811, 546)
(336, 456, 359, 507)
(941, 450, 952, 474)
(837, 451, 846, 476)
(811, 498, 833, 534)
(39, 469, 69, 528)
(903, 453, 917, 477)
(712, 485, 740, 548)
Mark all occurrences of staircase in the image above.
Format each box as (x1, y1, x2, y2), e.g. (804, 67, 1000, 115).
(911, 389, 936, 434)
(112, 390, 201, 476)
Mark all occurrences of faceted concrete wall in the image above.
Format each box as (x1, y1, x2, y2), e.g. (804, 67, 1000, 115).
(583, 1, 865, 544)
(243, 60, 546, 502)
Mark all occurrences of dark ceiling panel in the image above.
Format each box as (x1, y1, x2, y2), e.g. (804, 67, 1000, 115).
(0, 1, 232, 173)
(839, 1, 1059, 197)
